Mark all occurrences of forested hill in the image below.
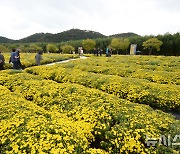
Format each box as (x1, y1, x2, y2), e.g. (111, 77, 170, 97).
(52, 29, 106, 42)
(0, 36, 14, 43)
(109, 32, 140, 38)
(17, 29, 106, 43)
(0, 29, 140, 43)
(18, 33, 53, 43)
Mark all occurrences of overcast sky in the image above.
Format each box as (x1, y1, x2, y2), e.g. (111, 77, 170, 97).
(0, 0, 180, 40)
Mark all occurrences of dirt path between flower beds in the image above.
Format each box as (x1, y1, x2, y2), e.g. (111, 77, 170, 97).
(45, 56, 87, 66)
(44, 56, 180, 120)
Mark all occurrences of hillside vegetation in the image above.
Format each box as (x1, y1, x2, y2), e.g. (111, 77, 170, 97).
(0, 29, 137, 43)
(0, 29, 180, 56)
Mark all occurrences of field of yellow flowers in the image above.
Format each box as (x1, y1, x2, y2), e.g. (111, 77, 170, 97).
(2, 53, 79, 69)
(25, 56, 180, 112)
(0, 55, 180, 153)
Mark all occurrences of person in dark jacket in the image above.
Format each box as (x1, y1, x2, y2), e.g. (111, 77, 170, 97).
(108, 48, 112, 57)
(0, 50, 5, 70)
(10, 48, 19, 69)
(35, 51, 43, 65)
(15, 48, 22, 69)
(93, 48, 97, 56)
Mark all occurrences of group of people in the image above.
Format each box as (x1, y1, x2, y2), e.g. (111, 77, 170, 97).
(93, 48, 103, 56)
(93, 48, 112, 57)
(0, 49, 43, 70)
(0, 47, 113, 71)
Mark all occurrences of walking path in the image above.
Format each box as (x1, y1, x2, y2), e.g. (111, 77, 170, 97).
(45, 56, 87, 66)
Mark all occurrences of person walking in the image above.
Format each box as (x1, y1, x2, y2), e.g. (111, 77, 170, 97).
(16, 48, 22, 69)
(93, 48, 97, 56)
(80, 48, 83, 56)
(97, 48, 100, 56)
(106, 47, 109, 57)
(35, 51, 43, 65)
(0, 50, 5, 70)
(108, 48, 112, 57)
(100, 49, 103, 56)
(10, 48, 18, 69)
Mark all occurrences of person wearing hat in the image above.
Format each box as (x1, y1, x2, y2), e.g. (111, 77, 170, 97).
(0, 50, 5, 70)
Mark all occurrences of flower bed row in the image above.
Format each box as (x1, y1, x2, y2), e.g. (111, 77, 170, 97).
(0, 85, 95, 153)
(25, 65, 180, 111)
(88, 55, 180, 72)
(59, 56, 180, 85)
(0, 71, 179, 153)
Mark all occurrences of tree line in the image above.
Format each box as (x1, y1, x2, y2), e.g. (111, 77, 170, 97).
(0, 32, 179, 56)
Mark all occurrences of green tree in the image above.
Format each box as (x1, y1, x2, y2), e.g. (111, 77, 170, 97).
(58, 40, 82, 53)
(60, 45, 75, 54)
(82, 39, 96, 53)
(17, 45, 28, 53)
(37, 43, 48, 52)
(0, 45, 8, 52)
(46, 44, 58, 53)
(29, 44, 42, 52)
(8, 44, 18, 51)
(142, 38, 163, 55)
(110, 38, 130, 54)
(95, 38, 112, 52)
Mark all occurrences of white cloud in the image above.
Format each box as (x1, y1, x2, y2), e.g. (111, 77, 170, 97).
(0, 0, 179, 39)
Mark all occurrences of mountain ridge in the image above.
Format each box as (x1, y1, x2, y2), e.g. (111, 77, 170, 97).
(0, 29, 140, 43)
(0, 36, 14, 43)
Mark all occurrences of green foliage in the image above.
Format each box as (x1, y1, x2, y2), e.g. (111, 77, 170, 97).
(82, 39, 96, 52)
(142, 38, 163, 55)
(110, 38, 130, 54)
(0, 45, 8, 52)
(46, 44, 58, 53)
(11, 29, 105, 43)
(95, 38, 112, 51)
(29, 44, 42, 52)
(60, 45, 75, 54)
(109, 32, 140, 38)
(59, 40, 82, 52)
(0, 36, 13, 43)
(1, 32, 180, 56)
(110, 38, 120, 50)
(8, 44, 18, 51)
(56, 29, 105, 42)
(17, 45, 26, 52)
(36, 43, 48, 52)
